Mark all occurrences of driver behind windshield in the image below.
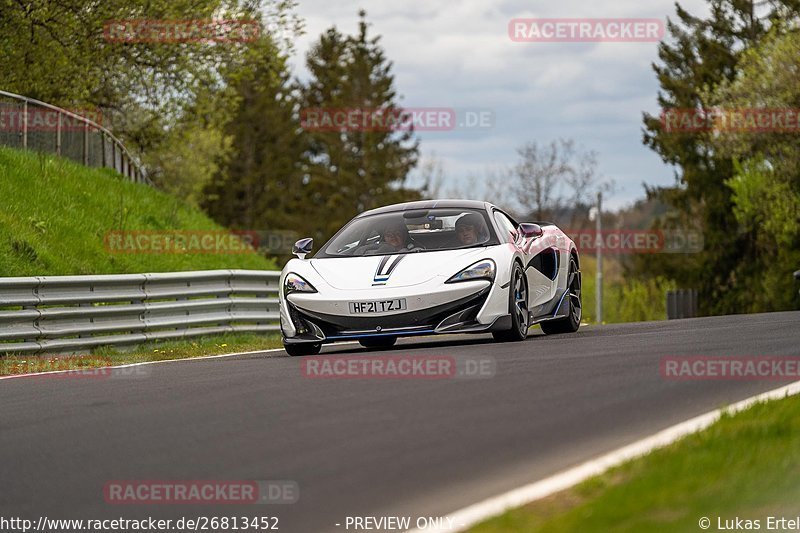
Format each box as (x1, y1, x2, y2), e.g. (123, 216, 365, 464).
(455, 213, 489, 246)
(354, 220, 421, 255)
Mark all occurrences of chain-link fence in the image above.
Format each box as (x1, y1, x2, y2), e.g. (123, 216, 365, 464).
(0, 89, 150, 185)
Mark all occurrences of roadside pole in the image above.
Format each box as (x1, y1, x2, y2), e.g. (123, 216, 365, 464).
(596, 191, 603, 324)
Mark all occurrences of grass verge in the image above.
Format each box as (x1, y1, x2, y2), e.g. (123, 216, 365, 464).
(579, 255, 676, 324)
(470, 393, 800, 532)
(0, 146, 276, 275)
(0, 332, 284, 376)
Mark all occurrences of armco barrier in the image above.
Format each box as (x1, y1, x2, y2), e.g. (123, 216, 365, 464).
(0, 270, 281, 354)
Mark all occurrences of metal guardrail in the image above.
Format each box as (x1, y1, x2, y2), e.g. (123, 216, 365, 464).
(0, 270, 280, 354)
(0, 89, 150, 185)
(666, 289, 698, 319)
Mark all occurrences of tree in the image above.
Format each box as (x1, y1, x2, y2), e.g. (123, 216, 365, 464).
(638, 0, 800, 315)
(704, 29, 800, 311)
(508, 139, 605, 223)
(149, 90, 234, 206)
(431, 139, 606, 224)
(300, 11, 421, 241)
(202, 36, 309, 237)
(0, 0, 301, 199)
(1, 0, 262, 119)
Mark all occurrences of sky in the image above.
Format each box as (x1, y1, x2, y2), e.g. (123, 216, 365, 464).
(287, 0, 710, 210)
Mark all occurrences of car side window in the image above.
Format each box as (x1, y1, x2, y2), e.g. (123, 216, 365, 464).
(493, 211, 517, 243)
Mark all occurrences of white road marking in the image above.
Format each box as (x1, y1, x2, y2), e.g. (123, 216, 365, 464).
(0, 342, 360, 381)
(407, 379, 800, 533)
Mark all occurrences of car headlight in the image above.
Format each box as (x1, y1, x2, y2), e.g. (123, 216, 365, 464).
(284, 273, 317, 295)
(446, 259, 496, 283)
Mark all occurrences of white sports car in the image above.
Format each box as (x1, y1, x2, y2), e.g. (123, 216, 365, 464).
(279, 200, 581, 356)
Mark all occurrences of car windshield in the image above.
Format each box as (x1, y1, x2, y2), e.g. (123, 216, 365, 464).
(317, 208, 498, 257)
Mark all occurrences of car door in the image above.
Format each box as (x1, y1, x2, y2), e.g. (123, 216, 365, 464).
(492, 210, 553, 309)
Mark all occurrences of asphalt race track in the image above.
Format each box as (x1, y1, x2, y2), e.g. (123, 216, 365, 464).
(2, 312, 799, 532)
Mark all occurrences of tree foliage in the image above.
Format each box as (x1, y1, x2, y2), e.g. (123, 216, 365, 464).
(637, 0, 800, 314)
(204, 11, 421, 249)
(707, 29, 800, 311)
(0, 0, 302, 199)
(299, 11, 420, 240)
(202, 36, 309, 234)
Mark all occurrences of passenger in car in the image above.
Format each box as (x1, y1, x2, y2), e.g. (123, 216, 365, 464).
(354, 220, 422, 255)
(455, 213, 489, 246)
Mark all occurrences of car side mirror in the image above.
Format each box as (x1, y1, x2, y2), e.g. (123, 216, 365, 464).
(292, 238, 313, 259)
(518, 223, 543, 239)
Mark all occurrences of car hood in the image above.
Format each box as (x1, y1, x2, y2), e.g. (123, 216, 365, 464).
(309, 248, 491, 290)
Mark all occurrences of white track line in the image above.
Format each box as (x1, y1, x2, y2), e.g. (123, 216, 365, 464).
(0, 341, 360, 381)
(408, 379, 800, 533)
(0, 347, 285, 380)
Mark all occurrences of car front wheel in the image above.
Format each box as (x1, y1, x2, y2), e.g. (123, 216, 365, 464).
(492, 262, 529, 342)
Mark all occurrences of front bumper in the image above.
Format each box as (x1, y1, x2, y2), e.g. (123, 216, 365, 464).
(281, 280, 510, 345)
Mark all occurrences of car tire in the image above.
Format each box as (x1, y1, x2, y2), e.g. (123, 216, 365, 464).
(283, 342, 322, 357)
(359, 336, 397, 349)
(541, 256, 581, 335)
(492, 262, 529, 342)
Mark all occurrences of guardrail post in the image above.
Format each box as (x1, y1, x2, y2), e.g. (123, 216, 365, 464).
(667, 291, 675, 319)
(56, 112, 62, 156)
(22, 100, 27, 149)
(794, 270, 800, 297)
(666, 289, 698, 319)
(225, 271, 235, 329)
(83, 121, 89, 165)
(78, 302, 92, 338)
(22, 304, 37, 344)
(101, 132, 106, 167)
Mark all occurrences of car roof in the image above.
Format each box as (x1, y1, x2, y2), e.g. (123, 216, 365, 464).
(358, 199, 493, 217)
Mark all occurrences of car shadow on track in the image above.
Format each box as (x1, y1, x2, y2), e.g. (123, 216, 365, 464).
(320, 331, 548, 356)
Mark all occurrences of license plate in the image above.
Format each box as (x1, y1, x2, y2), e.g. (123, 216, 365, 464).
(348, 298, 407, 314)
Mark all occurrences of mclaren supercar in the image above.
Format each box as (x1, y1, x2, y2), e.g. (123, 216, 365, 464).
(279, 200, 581, 356)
